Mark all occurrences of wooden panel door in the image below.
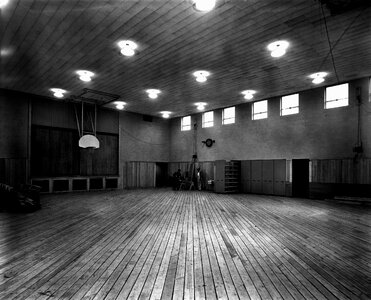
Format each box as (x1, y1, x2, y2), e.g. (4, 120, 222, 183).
(274, 159, 286, 196)
(262, 160, 274, 194)
(214, 160, 225, 193)
(241, 160, 251, 193)
(251, 160, 262, 194)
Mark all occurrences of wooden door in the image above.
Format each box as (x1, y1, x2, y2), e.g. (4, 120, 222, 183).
(251, 160, 262, 194)
(214, 160, 225, 193)
(273, 159, 286, 196)
(262, 160, 274, 194)
(292, 159, 309, 198)
(241, 160, 251, 193)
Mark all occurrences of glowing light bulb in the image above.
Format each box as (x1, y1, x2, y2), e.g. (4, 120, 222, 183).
(309, 72, 327, 84)
(193, 70, 210, 83)
(271, 48, 286, 58)
(0, 0, 9, 8)
(115, 101, 126, 110)
(196, 76, 207, 83)
(118, 40, 138, 57)
(146, 89, 161, 99)
(120, 47, 135, 57)
(267, 40, 289, 58)
(242, 90, 256, 100)
(50, 88, 67, 98)
(195, 102, 206, 111)
(193, 0, 216, 12)
(76, 70, 94, 82)
(161, 111, 171, 118)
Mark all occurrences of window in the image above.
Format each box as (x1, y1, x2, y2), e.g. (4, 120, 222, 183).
(325, 83, 349, 109)
(281, 93, 299, 116)
(181, 116, 191, 131)
(202, 111, 214, 128)
(252, 100, 268, 120)
(222, 107, 235, 124)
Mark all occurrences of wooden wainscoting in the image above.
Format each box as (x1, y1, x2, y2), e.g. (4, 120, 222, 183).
(0, 158, 28, 187)
(310, 158, 371, 198)
(122, 161, 156, 188)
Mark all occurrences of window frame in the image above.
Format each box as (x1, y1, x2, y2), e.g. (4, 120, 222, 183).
(324, 83, 349, 109)
(222, 106, 235, 125)
(181, 116, 191, 131)
(202, 111, 214, 128)
(252, 100, 268, 120)
(281, 93, 299, 116)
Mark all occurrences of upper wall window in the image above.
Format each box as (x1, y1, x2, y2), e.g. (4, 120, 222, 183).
(252, 100, 268, 120)
(202, 111, 214, 128)
(281, 93, 299, 116)
(222, 107, 235, 124)
(325, 83, 349, 109)
(181, 116, 191, 131)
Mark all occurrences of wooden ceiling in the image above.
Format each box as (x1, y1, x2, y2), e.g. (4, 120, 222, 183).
(1, 0, 370, 117)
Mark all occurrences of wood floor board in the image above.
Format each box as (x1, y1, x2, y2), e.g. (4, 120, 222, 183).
(0, 189, 370, 300)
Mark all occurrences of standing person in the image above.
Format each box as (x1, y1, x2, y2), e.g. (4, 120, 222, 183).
(172, 169, 182, 190)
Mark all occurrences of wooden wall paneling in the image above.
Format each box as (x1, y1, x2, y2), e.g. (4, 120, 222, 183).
(251, 160, 263, 194)
(241, 160, 251, 193)
(342, 159, 354, 184)
(122, 161, 156, 188)
(262, 160, 274, 195)
(273, 159, 286, 196)
(0, 158, 27, 187)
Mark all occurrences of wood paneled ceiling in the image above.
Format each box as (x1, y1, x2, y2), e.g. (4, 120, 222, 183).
(1, 0, 370, 117)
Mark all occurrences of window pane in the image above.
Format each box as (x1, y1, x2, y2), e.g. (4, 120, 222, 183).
(252, 100, 267, 120)
(223, 107, 235, 124)
(181, 116, 191, 131)
(202, 111, 214, 128)
(281, 94, 299, 116)
(325, 83, 348, 109)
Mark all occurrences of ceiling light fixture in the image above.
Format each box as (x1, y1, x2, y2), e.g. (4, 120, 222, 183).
(160, 111, 171, 119)
(50, 88, 67, 98)
(0, 0, 9, 8)
(114, 101, 126, 110)
(193, 70, 210, 83)
(192, 0, 216, 12)
(146, 89, 161, 99)
(118, 40, 138, 57)
(309, 72, 328, 84)
(267, 40, 289, 58)
(241, 90, 257, 100)
(76, 70, 94, 82)
(195, 102, 207, 111)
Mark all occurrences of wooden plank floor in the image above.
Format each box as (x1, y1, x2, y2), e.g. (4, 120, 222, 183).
(1, 189, 370, 300)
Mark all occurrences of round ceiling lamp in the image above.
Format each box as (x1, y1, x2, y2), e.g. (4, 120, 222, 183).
(195, 102, 207, 111)
(309, 72, 328, 84)
(118, 40, 138, 57)
(50, 88, 67, 98)
(76, 70, 94, 82)
(192, 0, 216, 12)
(267, 40, 289, 58)
(193, 70, 210, 83)
(241, 90, 257, 100)
(146, 89, 161, 99)
(160, 111, 171, 118)
(114, 101, 126, 110)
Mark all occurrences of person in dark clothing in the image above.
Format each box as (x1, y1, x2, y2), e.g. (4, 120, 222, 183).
(172, 169, 182, 190)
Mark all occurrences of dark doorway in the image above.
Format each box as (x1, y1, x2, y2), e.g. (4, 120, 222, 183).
(155, 163, 169, 187)
(292, 159, 309, 198)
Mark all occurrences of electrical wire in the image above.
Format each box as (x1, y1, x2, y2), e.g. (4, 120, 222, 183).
(318, 8, 365, 71)
(320, 4, 340, 83)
